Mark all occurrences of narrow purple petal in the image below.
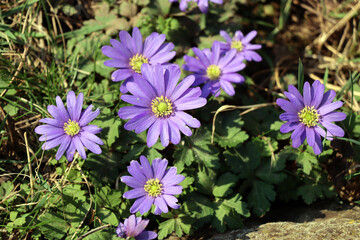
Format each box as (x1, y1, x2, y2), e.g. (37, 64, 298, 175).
(132, 219, 149, 237)
(220, 30, 232, 43)
(169, 117, 192, 136)
(242, 30, 257, 44)
(162, 194, 180, 209)
(322, 112, 347, 122)
(322, 122, 345, 137)
(80, 136, 102, 154)
(276, 99, 298, 113)
(118, 106, 148, 120)
(154, 159, 168, 180)
(140, 155, 154, 179)
(123, 188, 147, 199)
(160, 120, 170, 147)
(111, 69, 133, 82)
(312, 132, 323, 155)
(55, 96, 70, 123)
(169, 121, 181, 145)
(132, 27, 143, 54)
(193, 47, 210, 67)
(121, 176, 144, 189)
(280, 121, 299, 133)
(169, 75, 195, 102)
(163, 185, 183, 195)
(65, 140, 76, 161)
(136, 231, 157, 240)
(174, 97, 207, 111)
(139, 196, 154, 215)
(147, 119, 161, 147)
(66, 91, 76, 120)
(154, 197, 168, 214)
(130, 196, 147, 213)
(42, 135, 66, 150)
(55, 135, 71, 160)
(318, 101, 343, 115)
(73, 136, 86, 159)
(80, 131, 103, 145)
(303, 82, 311, 106)
(306, 127, 315, 146)
(220, 80, 235, 96)
(78, 105, 100, 126)
(291, 124, 305, 140)
(175, 111, 201, 128)
(39, 118, 64, 127)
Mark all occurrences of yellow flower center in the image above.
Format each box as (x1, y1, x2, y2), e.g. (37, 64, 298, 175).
(144, 178, 163, 197)
(63, 120, 80, 136)
(231, 40, 243, 52)
(151, 95, 173, 118)
(298, 106, 320, 127)
(129, 54, 148, 74)
(206, 65, 221, 80)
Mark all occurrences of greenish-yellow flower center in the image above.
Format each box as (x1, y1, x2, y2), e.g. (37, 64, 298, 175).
(144, 178, 163, 197)
(206, 65, 221, 80)
(151, 95, 173, 118)
(231, 40, 243, 52)
(298, 106, 320, 127)
(63, 120, 80, 136)
(129, 54, 148, 73)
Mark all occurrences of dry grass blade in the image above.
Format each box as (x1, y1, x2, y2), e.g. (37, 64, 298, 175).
(211, 103, 276, 144)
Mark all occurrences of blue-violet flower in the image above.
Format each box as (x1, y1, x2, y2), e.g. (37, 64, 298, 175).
(116, 215, 157, 240)
(118, 64, 207, 147)
(183, 41, 245, 97)
(122, 156, 185, 215)
(276, 80, 346, 155)
(219, 30, 262, 62)
(102, 27, 176, 93)
(35, 91, 103, 161)
(169, 0, 223, 13)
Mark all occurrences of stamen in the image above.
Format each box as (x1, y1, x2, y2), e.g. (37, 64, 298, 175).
(206, 65, 221, 80)
(144, 178, 163, 197)
(129, 54, 149, 74)
(151, 95, 173, 118)
(231, 40, 243, 52)
(63, 120, 80, 136)
(298, 106, 320, 127)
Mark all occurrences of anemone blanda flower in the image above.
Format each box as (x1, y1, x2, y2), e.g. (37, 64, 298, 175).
(101, 27, 176, 93)
(182, 41, 245, 98)
(35, 91, 103, 161)
(118, 64, 207, 147)
(219, 30, 262, 62)
(169, 0, 223, 13)
(122, 156, 185, 215)
(116, 215, 157, 240)
(276, 80, 347, 155)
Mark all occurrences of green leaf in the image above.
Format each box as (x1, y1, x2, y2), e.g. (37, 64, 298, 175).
(224, 142, 261, 177)
(213, 173, 239, 197)
(91, 108, 121, 147)
(183, 193, 215, 228)
(195, 166, 216, 195)
(0, 181, 15, 203)
(96, 186, 123, 208)
(213, 110, 249, 148)
(247, 180, 276, 217)
(158, 218, 175, 239)
(38, 212, 68, 239)
(297, 151, 318, 175)
(96, 208, 118, 226)
(190, 127, 220, 169)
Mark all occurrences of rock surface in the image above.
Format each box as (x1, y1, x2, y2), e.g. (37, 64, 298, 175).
(209, 205, 360, 240)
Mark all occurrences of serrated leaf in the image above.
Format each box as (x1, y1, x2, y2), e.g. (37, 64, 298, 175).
(173, 144, 195, 167)
(223, 194, 250, 217)
(214, 110, 249, 148)
(96, 208, 118, 226)
(297, 151, 318, 175)
(38, 212, 68, 239)
(190, 127, 220, 169)
(158, 218, 175, 239)
(183, 193, 214, 228)
(224, 142, 261, 177)
(195, 166, 216, 195)
(248, 180, 276, 216)
(213, 173, 239, 197)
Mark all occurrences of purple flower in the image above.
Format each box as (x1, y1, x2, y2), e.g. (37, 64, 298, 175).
(169, 0, 223, 13)
(182, 41, 246, 97)
(102, 27, 176, 93)
(219, 30, 262, 62)
(276, 80, 347, 155)
(118, 64, 207, 147)
(35, 91, 103, 161)
(122, 156, 185, 215)
(116, 215, 157, 240)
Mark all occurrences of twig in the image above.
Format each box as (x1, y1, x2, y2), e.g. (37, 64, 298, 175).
(211, 103, 276, 144)
(76, 224, 112, 240)
(24, 132, 34, 198)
